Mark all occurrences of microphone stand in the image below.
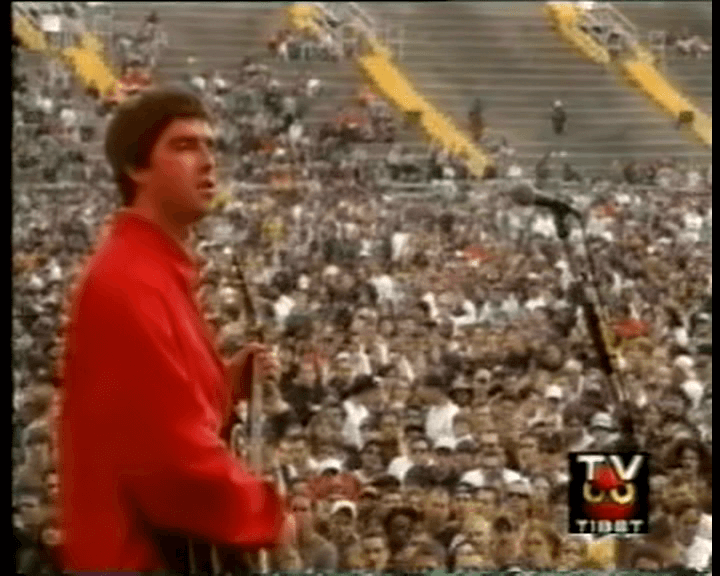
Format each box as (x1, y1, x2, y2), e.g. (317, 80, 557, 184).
(550, 209, 634, 434)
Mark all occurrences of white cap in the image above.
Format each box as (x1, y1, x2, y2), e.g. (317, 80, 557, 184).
(680, 380, 704, 410)
(434, 436, 457, 451)
(674, 355, 695, 372)
(564, 359, 583, 374)
(545, 384, 563, 400)
(589, 412, 615, 430)
(323, 265, 340, 278)
(297, 274, 310, 291)
(330, 499, 357, 520)
(317, 458, 343, 475)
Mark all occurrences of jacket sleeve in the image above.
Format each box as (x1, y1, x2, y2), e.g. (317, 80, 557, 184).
(80, 276, 284, 549)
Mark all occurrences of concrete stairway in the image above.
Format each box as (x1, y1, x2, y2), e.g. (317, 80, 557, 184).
(362, 2, 711, 175)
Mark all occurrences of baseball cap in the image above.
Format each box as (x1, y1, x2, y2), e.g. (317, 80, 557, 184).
(317, 458, 343, 475)
(330, 499, 357, 520)
(545, 384, 563, 400)
(589, 412, 616, 430)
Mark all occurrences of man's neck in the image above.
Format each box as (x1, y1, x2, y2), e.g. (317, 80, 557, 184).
(126, 198, 192, 249)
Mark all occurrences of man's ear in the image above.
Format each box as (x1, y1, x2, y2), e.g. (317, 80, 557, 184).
(125, 164, 150, 187)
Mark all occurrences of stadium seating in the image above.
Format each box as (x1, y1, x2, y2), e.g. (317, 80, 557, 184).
(108, 2, 711, 176)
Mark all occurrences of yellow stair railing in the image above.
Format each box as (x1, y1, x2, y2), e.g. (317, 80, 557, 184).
(286, 3, 495, 178)
(13, 11, 119, 98)
(544, 2, 711, 149)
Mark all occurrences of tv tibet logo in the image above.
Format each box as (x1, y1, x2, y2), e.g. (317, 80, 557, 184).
(569, 453, 649, 535)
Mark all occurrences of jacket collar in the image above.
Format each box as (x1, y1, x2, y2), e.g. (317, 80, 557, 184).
(113, 210, 199, 293)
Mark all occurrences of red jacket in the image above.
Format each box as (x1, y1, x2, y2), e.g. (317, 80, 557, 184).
(58, 211, 284, 572)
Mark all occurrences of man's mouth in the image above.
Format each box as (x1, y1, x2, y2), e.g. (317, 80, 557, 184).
(198, 179, 216, 197)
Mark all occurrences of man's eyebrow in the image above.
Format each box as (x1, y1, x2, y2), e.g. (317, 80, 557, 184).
(168, 135, 216, 146)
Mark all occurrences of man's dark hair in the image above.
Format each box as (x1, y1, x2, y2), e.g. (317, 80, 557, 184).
(104, 87, 213, 206)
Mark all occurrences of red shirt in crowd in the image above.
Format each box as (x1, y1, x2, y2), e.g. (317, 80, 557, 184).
(58, 211, 285, 572)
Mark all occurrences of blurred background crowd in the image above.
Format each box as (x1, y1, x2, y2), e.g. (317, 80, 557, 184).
(12, 3, 711, 575)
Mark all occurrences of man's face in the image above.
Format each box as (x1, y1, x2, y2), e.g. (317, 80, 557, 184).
(290, 496, 313, 533)
(46, 472, 60, 503)
(492, 529, 517, 566)
(130, 118, 217, 224)
(435, 448, 455, 474)
(18, 495, 44, 532)
(589, 426, 613, 446)
(680, 447, 700, 477)
(25, 438, 51, 472)
(41, 525, 64, 547)
(410, 439, 431, 466)
(675, 509, 700, 546)
(479, 433, 503, 469)
(524, 530, 551, 568)
(516, 437, 539, 472)
(380, 491, 402, 516)
(360, 442, 384, 473)
(506, 491, 530, 522)
(472, 489, 497, 518)
(330, 510, 355, 544)
(388, 513, 413, 546)
(285, 435, 309, 467)
(363, 536, 389, 570)
(559, 537, 584, 569)
(424, 489, 450, 525)
(464, 516, 490, 555)
(454, 446, 476, 472)
(404, 485, 425, 511)
(379, 412, 400, 439)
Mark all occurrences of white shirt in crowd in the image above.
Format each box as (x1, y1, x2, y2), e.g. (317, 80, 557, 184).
(451, 299, 477, 328)
(531, 213, 556, 239)
(369, 274, 398, 307)
(501, 294, 522, 320)
(425, 400, 460, 446)
(460, 467, 525, 488)
(391, 231, 411, 262)
(273, 294, 295, 326)
(387, 455, 415, 483)
(289, 121, 303, 145)
(684, 514, 712, 571)
(342, 398, 369, 450)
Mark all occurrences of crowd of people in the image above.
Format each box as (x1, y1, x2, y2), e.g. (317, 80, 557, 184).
(13, 10, 712, 575)
(665, 26, 712, 59)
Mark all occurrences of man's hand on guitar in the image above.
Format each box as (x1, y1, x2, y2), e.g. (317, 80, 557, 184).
(227, 342, 288, 413)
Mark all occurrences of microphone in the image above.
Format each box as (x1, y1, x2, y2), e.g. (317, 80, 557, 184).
(509, 183, 582, 219)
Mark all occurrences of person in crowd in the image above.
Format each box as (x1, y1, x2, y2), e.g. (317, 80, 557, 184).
(551, 100, 567, 135)
(57, 88, 291, 573)
(383, 505, 422, 570)
(517, 519, 561, 570)
(327, 499, 361, 570)
(421, 372, 460, 447)
(361, 529, 391, 572)
(468, 98, 484, 143)
(288, 492, 338, 571)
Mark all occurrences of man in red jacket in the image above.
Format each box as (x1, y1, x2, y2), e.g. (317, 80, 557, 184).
(58, 88, 292, 573)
